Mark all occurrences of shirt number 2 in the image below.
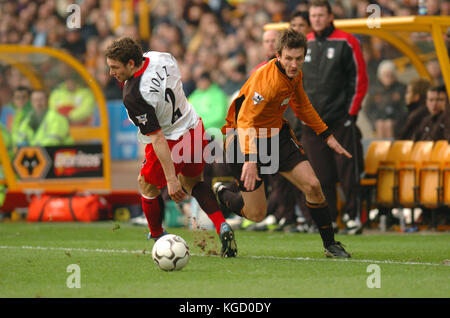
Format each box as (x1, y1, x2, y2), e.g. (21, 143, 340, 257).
(165, 88, 182, 124)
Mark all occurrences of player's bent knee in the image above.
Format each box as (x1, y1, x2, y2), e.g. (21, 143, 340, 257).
(310, 177, 322, 193)
(138, 175, 160, 198)
(252, 213, 267, 223)
(304, 177, 324, 199)
(243, 204, 267, 222)
(179, 174, 202, 195)
(244, 212, 266, 222)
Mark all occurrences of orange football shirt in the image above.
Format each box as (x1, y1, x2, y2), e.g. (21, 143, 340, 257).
(221, 58, 328, 155)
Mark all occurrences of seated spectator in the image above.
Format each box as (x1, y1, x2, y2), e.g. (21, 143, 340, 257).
(85, 37, 101, 77)
(179, 63, 196, 98)
(61, 29, 86, 62)
(1, 86, 32, 134)
(220, 57, 247, 96)
(13, 90, 73, 147)
(188, 71, 228, 142)
(396, 78, 431, 140)
(95, 66, 122, 100)
(265, 0, 288, 22)
(0, 121, 12, 207)
(427, 0, 442, 16)
(426, 59, 444, 86)
(365, 60, 407, 138)
(413, 85, 449, 141)
(49, 77, 95, 126)
(0, 121, 13, 158)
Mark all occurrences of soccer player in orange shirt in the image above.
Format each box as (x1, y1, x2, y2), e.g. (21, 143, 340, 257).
(214, 29, 351, 257)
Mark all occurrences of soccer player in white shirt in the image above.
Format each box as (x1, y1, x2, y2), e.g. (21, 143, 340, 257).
(105, 37, 237, 257)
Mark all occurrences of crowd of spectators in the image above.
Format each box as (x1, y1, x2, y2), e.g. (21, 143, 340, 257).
(0, 0, 448, 227)
(0, 0, 448, 137)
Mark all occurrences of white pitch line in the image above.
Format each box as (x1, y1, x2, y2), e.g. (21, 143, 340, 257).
(241, 254, 445, 267)
(0, 245, 446, 267)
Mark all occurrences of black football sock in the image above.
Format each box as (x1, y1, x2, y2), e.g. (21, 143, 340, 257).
(307, 200, 335, 248)
(220, 188, 245, 217)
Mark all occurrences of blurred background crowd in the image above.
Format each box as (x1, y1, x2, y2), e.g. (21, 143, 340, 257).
(0, 0, 449, 230)
(0, 0, 448, 139)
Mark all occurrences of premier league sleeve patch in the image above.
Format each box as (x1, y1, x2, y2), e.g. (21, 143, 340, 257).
(136, 114, 148, 125)
(252, 91, 264, 105)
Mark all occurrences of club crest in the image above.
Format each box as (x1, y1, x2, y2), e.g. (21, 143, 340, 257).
(327, 47, 335, 59)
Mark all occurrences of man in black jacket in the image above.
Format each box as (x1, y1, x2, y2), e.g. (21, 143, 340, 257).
(301, 0, 368, 234)
(413, 85, 449, 142)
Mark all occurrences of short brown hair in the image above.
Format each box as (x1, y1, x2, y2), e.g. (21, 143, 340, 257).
(276, 28, 308, 55)
(105, 37, 144, 66)
(409, 78, 430, 105)
(309, 0, 332, 14)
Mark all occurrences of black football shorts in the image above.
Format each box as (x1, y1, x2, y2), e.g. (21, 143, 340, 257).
(224, 123, 308, 192)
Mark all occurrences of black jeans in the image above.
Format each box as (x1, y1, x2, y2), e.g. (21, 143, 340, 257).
(300, 117, 364, 221)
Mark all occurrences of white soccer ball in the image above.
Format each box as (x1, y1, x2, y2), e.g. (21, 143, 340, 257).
(151, 234, 190, 271)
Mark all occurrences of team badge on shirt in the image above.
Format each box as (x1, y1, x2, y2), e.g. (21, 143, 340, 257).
(136, 114, 148, 125)
(327, 48, 335, 59)
(305, 48, 312, 62)
(252, 92, 264, 105)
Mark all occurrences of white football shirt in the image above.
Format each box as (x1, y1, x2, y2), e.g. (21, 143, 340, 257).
(122, 51, 199, 143)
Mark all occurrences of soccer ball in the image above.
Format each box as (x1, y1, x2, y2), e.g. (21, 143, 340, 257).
(151, 234, 190, 271)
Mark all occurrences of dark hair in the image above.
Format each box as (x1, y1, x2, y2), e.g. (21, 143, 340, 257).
(199, 72, 211, 81)
(105, 37, 144, 66)
(275, 28, 308, 55)
(408, 78, 430, 105)
(428, 85, 447, 95)
(14, 86, 31, 96)
(290, 11, 310, 26)
(309, 0, 332, 14)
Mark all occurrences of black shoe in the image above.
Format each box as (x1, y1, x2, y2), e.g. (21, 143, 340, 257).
(219, 222, 237, 258)
(324, 241, 351, 258)
(213, 182, 233, 218)
(147, 230, 168, 241)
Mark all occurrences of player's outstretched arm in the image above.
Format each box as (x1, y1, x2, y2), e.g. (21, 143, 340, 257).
(326, 135, 352, 159)
(151, 130, 186, 203)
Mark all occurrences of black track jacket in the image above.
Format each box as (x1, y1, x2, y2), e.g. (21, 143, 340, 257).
(302, 24, 368, 125)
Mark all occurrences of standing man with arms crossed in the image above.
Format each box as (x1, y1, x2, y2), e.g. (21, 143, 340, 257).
(302, 0, 368, 234)
(215, 29, 352, 258)
(105, 37, 237, 257)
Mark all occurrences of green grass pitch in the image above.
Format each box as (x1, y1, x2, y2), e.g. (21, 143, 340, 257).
(0, 222, 449, 298)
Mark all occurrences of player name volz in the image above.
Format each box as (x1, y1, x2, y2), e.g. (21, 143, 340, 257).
(149, 65, 170, 93)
